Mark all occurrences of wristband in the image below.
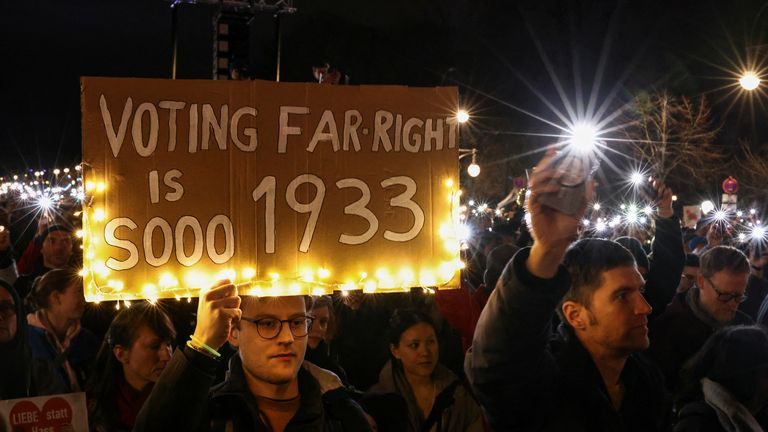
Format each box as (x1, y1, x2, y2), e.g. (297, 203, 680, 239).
(188, 335, 221, 359)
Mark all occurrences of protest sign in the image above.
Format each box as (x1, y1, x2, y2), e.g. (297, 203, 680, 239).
(0, 392, 88, 432)
(81, 77, 461, 300)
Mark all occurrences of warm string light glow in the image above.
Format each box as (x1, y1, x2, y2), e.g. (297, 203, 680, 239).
(81, 176, 464, 302)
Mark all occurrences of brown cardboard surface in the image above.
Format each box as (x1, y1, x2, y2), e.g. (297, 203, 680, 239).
(81, 77, 461, 300)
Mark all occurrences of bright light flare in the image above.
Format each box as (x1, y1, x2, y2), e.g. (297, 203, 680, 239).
(752, 226, 767, 240)
(456, 109, 470, 123)
(37, 196, 53, 210)
(713, 210, 728, 221)
(630, 172, 644, 185)
(567, 122, 599, 154)
(740, 71, 761, 91)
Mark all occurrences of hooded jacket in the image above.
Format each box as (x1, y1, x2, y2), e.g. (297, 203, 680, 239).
(367, 360, 482, 432)
(133, 345, 372, 432)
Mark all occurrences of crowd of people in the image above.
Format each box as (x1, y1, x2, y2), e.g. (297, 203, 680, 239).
(3, 149, 768, 431)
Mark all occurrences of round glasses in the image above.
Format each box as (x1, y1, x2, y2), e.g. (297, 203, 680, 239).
(240, 316, 314, 340)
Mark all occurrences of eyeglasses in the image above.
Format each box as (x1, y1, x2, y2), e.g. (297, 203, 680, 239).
(0, 301, 16, 319)
(240, 316, 314, 340)
(706, 278, 748, 303)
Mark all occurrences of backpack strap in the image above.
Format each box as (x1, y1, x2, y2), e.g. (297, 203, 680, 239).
(420, 380, 461, 432)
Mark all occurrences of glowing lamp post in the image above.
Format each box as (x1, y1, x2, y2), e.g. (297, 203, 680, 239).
(740, 71, 761, 91)
(460, 148, 480, 178)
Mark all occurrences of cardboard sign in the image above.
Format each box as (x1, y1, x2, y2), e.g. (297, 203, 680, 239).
(81, 77, 461, 300)
(0, 393, 88, 432)
(683, 205, 701, 229)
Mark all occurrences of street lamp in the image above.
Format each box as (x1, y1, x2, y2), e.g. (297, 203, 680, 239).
(460, 148, 480, 177)
(456, 109, 470, 124)
(739, 71, 761, 91)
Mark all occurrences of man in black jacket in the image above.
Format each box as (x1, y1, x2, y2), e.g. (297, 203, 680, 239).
(465, 150, 671, 431)
(134, 282, 372, 431)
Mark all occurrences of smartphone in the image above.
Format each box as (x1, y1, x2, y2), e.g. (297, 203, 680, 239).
(537, 151, 599, 215)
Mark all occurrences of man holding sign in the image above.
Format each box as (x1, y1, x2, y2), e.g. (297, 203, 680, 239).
(134, 282, 372, 431)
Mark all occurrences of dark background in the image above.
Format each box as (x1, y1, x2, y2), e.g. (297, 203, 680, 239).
(1, 0, 767, 202)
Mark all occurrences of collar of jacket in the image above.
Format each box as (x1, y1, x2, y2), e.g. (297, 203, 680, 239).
(209, 354, 325, 426)
(685, 287, 727, 329)
(556, 323, 659, 413)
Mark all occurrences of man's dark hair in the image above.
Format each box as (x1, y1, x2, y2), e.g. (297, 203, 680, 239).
(684, 253, 700, 268)
(699, 246, 749, 279)
(561, 238, 637, 310)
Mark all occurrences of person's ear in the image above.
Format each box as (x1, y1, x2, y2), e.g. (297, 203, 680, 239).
(228, 325, 240, 348)
(113, 345, 129, 365)
(562, 301, 587, 330)
(389, 343, 400, 360)
(696, 274, 706, 291)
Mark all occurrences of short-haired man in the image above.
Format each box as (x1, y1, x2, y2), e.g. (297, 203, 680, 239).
(465, 151, 671, 431)
(13, 225, 74, 302)
(134, 282, 372, 431)
(649, 245, 753, 392)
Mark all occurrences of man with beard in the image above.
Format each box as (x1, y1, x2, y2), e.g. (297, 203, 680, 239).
(650, 245, 753, 393)
(134, 281, 371, 432)
(465, 150, 671, 431)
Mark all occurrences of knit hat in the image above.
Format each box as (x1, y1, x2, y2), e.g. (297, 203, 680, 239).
(688, 236, 708, 252)
(614, 236, 650, 272)
(39, 224, 72, 243)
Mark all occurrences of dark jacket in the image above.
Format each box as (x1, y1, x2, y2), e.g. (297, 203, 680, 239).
(740, 274, 768, 322)
(0, 280, 33, 399)
(133, 346, 372, 432)
(465, 247, 671, 431)
(645, 216, 686, 320)
(27, 315, 99, 395)
(648, 288, 754, 392)
(305, 340, 350, 387)
(367, 360, 483, 432)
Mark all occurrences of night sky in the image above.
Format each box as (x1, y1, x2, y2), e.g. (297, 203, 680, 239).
(1, 0, 767, 196)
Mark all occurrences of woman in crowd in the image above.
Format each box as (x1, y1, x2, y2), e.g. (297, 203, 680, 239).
(305, 295, 349, 384)
(86, 302, 176, 432)
(0, 279, 33, 399)
(26, 268, 99, 395)
(675, 325, 768, 431)
(367, 308, 483, 431)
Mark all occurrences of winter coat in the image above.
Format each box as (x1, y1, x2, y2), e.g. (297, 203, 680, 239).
(133, 346, 372, 432)
(465, 247, 672, 431)
(648, 288, 753, 392)
(367, 360, 483, 432)
(27, 311, 99, 395)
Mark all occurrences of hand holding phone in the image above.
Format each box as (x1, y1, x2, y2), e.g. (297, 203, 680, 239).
(536, 150, 599, 215)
